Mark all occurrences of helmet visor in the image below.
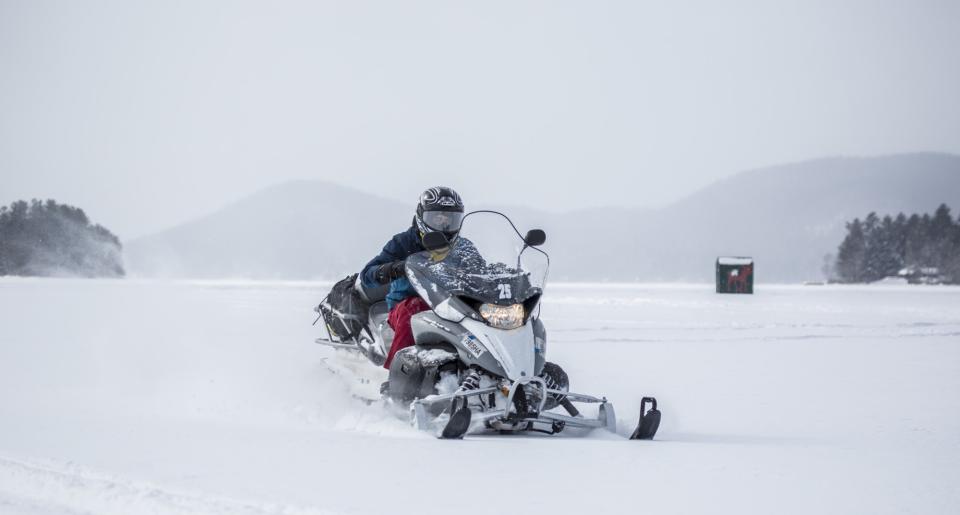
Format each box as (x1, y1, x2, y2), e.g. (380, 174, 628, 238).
(422, 210, 464, 233)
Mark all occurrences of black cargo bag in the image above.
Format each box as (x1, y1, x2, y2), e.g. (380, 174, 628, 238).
(318, 273, 371, 343)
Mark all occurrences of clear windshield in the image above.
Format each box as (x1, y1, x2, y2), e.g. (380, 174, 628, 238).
(408, 211, 549, 306)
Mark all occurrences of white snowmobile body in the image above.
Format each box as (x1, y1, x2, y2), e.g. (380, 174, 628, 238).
(316, 210, 660, 439)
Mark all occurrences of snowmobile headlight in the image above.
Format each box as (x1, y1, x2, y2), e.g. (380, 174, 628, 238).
(479, 303, 524, 330)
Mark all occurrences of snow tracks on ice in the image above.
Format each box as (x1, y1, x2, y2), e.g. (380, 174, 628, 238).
(0, 455, 337, 515)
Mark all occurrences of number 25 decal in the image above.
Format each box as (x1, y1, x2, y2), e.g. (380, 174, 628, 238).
(497, 283, 512, 299)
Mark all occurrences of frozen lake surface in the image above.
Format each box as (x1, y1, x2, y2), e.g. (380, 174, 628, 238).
(1, 279, 958, 514)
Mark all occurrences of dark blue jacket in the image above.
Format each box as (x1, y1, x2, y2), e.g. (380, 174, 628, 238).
(360, 225, 424, 309)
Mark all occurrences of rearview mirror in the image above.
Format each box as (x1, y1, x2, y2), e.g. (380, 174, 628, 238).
(421, 231, 450, 251)
(524, 229, 546, 247)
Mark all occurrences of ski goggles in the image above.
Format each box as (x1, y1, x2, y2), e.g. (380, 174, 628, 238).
(421, 210, 464, 233)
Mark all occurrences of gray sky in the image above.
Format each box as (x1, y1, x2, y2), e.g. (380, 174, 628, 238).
(2, 0, 959, 239)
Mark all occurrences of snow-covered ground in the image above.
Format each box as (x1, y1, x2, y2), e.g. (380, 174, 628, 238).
(1, 279, 958, 515)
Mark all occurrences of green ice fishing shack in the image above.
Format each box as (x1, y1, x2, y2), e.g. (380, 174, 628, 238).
(716, 257, 754, 294)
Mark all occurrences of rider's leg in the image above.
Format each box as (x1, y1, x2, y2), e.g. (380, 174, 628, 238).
(384, 296, 430, 370)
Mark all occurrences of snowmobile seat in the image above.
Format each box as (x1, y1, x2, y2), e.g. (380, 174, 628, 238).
(354, 275, 390, 303)
(368, 300, 394, 353)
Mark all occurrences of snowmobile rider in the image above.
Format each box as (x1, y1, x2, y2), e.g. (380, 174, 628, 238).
(360, 186, 465, 370)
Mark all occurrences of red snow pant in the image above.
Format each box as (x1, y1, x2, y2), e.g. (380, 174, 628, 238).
(384, 296, 430, 370)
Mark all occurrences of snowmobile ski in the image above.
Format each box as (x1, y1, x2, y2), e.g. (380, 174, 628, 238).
(440, 397, 473, 439)
(629, 397, 661, 440)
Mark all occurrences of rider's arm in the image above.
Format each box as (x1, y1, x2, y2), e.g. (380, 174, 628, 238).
(360, 235, 406, 288)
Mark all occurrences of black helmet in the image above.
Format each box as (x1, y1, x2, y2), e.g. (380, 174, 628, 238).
(415, 186, 464, 241)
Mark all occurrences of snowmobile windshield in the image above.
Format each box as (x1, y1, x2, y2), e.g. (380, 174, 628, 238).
(421, 210, 465, 233)
(407, 211, 549, 315)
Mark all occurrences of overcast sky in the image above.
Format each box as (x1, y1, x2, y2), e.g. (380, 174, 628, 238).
(2, 0, 959, 238)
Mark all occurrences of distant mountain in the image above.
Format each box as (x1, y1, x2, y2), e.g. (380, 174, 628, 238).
(126, 181, 409, 279)
(126, 153, 960, 282)
(551, 153, 960, 281)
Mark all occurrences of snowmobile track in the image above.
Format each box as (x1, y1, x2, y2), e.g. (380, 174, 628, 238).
(0, 455, 337, 515)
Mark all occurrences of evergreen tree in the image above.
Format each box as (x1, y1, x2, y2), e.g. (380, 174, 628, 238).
(834, 204, 959, 284)
(946, 213, 960, 283)
(864, 215, 902, 280)
(836, 218, 866, 282)
(892, 213, 908, 265)
(904, 213, 924, 266)
(929, 204, 953, 269)
(918, 213, 935, 265)
(861, 212, 883, 281)
(0, 199, 124, 277)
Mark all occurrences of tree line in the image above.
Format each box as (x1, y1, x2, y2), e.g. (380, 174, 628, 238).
(834, 203, 960, 284)
(0, 199, 124, 277)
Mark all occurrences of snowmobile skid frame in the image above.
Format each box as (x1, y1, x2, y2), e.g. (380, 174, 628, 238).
(314, 339, 358, 350)
(316, 337, 661, 440)
(315, 334, 386, 367)
(411, 375, 617, 435)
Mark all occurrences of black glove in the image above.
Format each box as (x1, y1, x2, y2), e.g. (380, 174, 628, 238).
(374, 260, 406, 284)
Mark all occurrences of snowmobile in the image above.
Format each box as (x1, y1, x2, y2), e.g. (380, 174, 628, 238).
(314, 210, 660, 440)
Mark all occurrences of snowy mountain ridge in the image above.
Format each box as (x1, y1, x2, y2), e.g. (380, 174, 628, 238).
(125, 153, 960, 281)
